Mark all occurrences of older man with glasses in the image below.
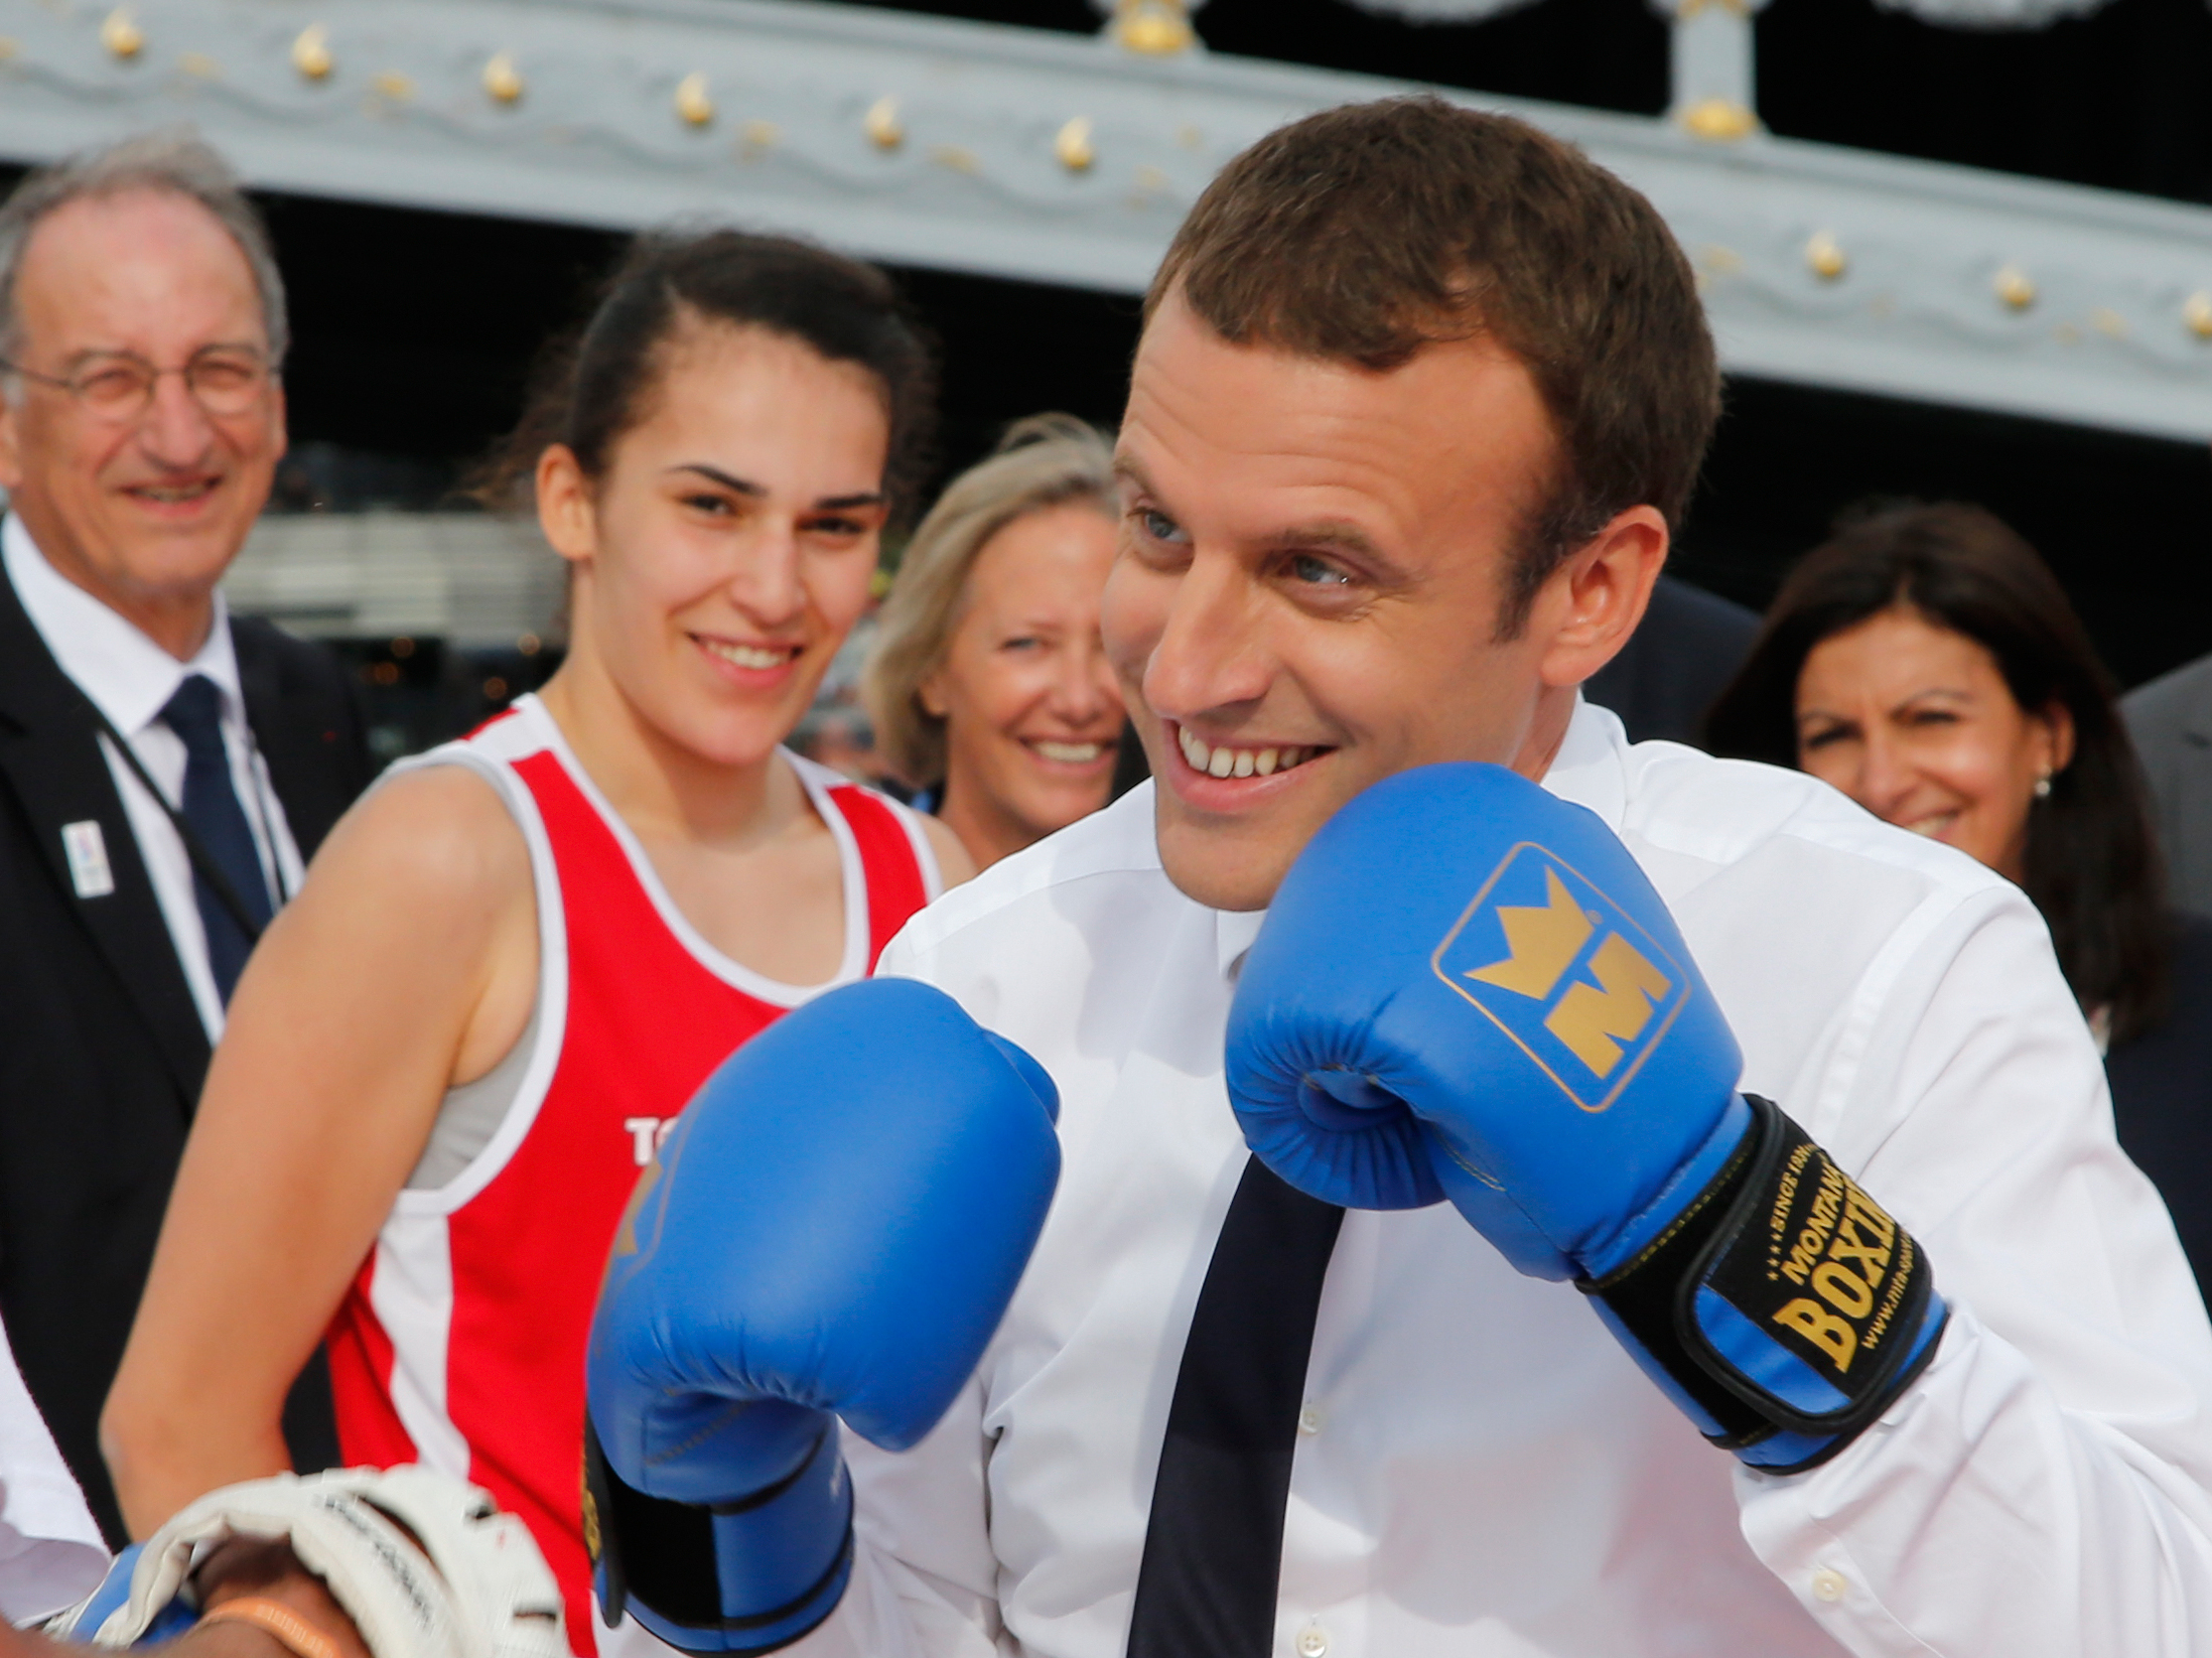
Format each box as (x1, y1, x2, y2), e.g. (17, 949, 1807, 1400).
(0, 130, 372, 1546)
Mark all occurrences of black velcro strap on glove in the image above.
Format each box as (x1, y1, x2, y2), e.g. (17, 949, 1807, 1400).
(586, 1415, 716, 1631)
(583, 1418, 854, 1656)
(1581, 1095, 1946, 1472)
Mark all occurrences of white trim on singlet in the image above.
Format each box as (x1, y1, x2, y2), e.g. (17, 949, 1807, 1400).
(374, 714, 573, 1222)
(521, 698, 879, 1004)
(363, 1226, 472, 1476)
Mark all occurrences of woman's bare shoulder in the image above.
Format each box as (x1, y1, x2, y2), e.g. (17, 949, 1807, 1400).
(307, 761, 533, 912)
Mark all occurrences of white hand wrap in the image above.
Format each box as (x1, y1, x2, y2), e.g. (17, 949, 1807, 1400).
(72, 1467, 566, 1658)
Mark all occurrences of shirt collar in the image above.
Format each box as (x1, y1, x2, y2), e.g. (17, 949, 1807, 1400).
(1538, 694, 1630, 835)
(3, 512, 241, 738)
(1207, 697, 1632, 983)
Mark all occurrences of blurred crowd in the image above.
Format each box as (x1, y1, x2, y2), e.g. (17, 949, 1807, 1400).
(2, 117, 2211, 1656)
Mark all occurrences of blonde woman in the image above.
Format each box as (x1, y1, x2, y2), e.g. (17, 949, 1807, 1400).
(866, 414, 1126, 868)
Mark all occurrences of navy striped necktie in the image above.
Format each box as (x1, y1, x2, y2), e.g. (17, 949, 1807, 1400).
(159, 673, 274, 1002)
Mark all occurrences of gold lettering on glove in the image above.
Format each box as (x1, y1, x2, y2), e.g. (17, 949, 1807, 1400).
(1464, 868, 1673, 1078)
(1770, 1170, 1909, 1376)
(1437, 845, 1691, 1112)
(1466, 869, 1591, 999)
(1544, 933, 1672, 1079)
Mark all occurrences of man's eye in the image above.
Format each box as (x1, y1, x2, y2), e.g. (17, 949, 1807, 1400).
(77, 367, 148, 405)
(1139, 509, 1184, 544)
(1289, 553, 1351, 588)
(191, 358, 260, 391)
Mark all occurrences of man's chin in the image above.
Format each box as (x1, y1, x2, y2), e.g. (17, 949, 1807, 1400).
(1151, 804, 1298, 914)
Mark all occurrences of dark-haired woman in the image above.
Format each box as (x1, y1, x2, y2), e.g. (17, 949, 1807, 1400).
(101, 231, 971, 1650)
(1706, 500, 2212, 1301)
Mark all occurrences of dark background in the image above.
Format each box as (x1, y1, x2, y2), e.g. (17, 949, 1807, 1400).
(7, 0, 2209, 689)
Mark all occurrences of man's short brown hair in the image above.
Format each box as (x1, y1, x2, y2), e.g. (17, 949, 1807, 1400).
(1148, 95, 1720, 635)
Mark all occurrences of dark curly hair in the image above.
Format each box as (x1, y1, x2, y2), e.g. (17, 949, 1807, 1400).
(1705, 501, 2169, 1042)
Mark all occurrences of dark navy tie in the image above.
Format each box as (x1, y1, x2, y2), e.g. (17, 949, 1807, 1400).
(160, 673, 273, 1003)
(1126, 1158, 1344, 1658)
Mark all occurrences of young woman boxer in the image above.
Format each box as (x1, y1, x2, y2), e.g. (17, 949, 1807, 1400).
(100, 229, 968, 1653)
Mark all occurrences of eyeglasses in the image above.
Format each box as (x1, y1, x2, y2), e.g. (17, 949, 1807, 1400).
(0, 347, 276, 422)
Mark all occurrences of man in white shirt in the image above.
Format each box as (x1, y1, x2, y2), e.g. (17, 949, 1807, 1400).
(588, 96, 2212, 1656)
(0, 132, 371, 1541)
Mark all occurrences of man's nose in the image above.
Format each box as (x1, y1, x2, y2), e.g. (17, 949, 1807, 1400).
(1141, 552, 1270, 724)
(136, 370, 218, 469)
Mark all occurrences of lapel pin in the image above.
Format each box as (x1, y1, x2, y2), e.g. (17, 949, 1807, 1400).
(63, 820, 115, 898)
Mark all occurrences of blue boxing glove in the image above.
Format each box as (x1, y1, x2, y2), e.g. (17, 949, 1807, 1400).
(1228, 763, 1945, 1471)
(585, 978, 1059, 1655)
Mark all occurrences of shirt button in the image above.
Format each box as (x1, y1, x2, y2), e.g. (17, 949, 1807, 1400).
(1294, 1624, 1328, 1657)
(1297, 1402, 1324, 1437)
(1810, 1568, 1849, 1604)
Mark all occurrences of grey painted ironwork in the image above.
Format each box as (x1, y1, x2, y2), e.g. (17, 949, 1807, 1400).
(222, 511, 566, 646)
(1, 0, 2208, 439)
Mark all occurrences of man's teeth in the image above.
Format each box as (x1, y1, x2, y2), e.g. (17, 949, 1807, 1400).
(1176, 726, 1313, 779)
(1032, 741, 1104, 763)
(703, 640, 796, 669)
(134, 481, 214, 503)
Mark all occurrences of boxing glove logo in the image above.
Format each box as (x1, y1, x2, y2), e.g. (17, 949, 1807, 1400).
(1431, 843, 1689, 1112)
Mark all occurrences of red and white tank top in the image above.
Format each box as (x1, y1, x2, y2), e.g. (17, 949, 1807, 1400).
(324, 695, 940, 1656)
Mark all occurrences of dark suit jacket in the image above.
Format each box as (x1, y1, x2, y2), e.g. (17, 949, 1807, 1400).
(1584, 575, 1761, 749)
(0, 552, 375, 1543)
(2124, 655, 2212, 920)
(2107, 912, 2212, 1311)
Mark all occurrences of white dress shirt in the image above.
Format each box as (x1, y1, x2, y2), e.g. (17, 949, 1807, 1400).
(790, 700, 2212, 1658)
(4, 514, 304, 1040)
(0, 1312, 106, 1623)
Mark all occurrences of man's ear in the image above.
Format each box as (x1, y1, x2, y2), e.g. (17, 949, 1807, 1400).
(1529, 504, 1669, 691)
(536, 444, 598, 567)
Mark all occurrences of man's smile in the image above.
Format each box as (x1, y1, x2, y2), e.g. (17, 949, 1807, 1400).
(1173, 722, 1325, 780)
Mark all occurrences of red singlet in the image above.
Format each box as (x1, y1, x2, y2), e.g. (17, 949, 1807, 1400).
(325, 696, 939, 1655)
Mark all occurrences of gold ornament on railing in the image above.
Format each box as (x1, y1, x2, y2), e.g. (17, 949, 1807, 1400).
(1679, 97, 1755, 143)
(2184, 292, 2212, 341)
(674, 72, 713, 127)
(292, 25, 332, 81)
(99, 8, 143, 60)
(1804, 230, 1847, 281)
(483, 52, 523, 105)
(864, 95, 904, 151)
(1054, 116, 1096, 174)
(1111, 0, 1195, 56)
(1993, 264, 2036, 311)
